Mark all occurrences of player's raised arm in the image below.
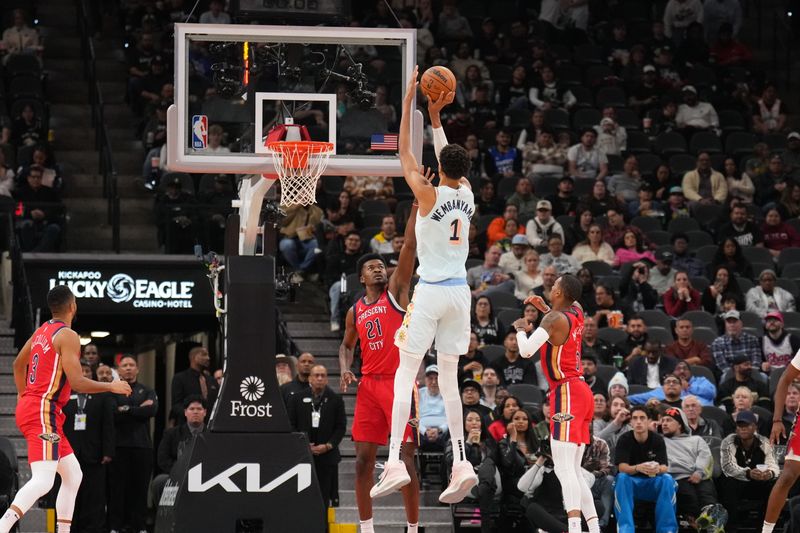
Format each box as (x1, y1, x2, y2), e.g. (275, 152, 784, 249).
(338, 307, 358, 393)
(428, 89, 470, 191)
(399, 66, 436, 210)
(513, 311, 569, 358)
(56, 329, 132, 396)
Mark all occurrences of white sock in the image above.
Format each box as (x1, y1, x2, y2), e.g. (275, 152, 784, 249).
(568, 516, 581, 533)
(360, 518, 374, 533)
(57, 521, 71, 532)
(438, 356, 466, 463)
(388, 353, 421, 464)
(407, 522, 418, 533)
(0, 508, 20, 533)
(586, 516, 601, 533)
(762, 522, 776, 533)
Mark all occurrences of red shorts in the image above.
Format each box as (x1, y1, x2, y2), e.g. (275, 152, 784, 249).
(352, 374, 419, 446)
(16, 396, 72, 464)
(786, 413, 800, 462)
(549, 379, 594, 445)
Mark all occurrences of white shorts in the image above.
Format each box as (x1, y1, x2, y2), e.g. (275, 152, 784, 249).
(394, 280, 471, 356)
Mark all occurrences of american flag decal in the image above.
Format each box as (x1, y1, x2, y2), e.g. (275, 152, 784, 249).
(370, 133, 399, 151)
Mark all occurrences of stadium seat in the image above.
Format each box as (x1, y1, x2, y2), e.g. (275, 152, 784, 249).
(725, 132, 758, 157)
(770, 366, 785, 397)
(718, 110, 746, 134)
(751, 262, 774, 278)
(585, 65, 616, 87)
(667, 218, 700, 233)
(693, 244, 718, 265)
(685, 230, 713, 249)
(629, 384, 651, 394)
(607, 154, 624, 174)
(763, 132, 787, 152)
(737, 276, 754, 292)
(359, 199, 391, 216)
(160, 172, 194, 193)
(582, 260, 614, 277)
(508, 108, 532, 130)
(487, 291, 520, 311)
(595, 86, 627, 108)
(574, 44, 606, 65)
(638, 310, 672, 330)
(497, 176, 519, 200)
(359, 226, 380, 243)
(597, 328, 627, 345)
(690, 365, 716, 386)
(8, 74, 43, 100)
(597, 274, 621, 292)
(615, 108, 640, 130)
(556, 63, 583, 86)
(689, 276, 710, 293)
(531, 176, 559, 198)
(465, 258, 483, 270)
(362, 213, 388, 227)
(488, 63, 513, 84)
(681, 310, 718, 331)
(740, 311, 763, 330)
(702, 405, 729, 428)
(570, 86, 594, 108)
(783, 264, 800, 279)
(646, 230, 671, 246)
(689, 131, 723, 154)
(647, 326, 674, 345)
(654, 132, 687, 155)
(476, 214, 495, 234)
(507, 384, 543, 407)
(693, 204, 723, 227)
(544, 108, 570, 130)
(4, 54, 41, 77)
(668, 153, 697, 175)
(686, 65, 717, 88)
(777, 278, 799, 295)
(692, 327, 717, 346)
(596, 364, 619, 384)
(574, 178, 594, 197)
(635, 153, 662, 176)
(742, 246, 774, 265)
(572, 108, 602, 131)
(782, 312, 800, 329)
(482, 344, 506, 364)
(778, 247, 800, 272)
(497, 308, 521, 333)
(556, 215, 575, 228)
(624, 131, 652, 154)
(631, 216, 663, 233)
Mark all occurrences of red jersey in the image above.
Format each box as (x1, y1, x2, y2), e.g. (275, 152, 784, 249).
(353, 289, 405, 375)
(540, 304, 584, 388)
(23, 320, 72, 409)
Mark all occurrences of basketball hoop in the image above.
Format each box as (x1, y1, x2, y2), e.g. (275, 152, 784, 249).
(266, 141, 334, 207)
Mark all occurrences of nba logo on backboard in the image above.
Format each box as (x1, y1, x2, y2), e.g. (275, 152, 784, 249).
(192, 115, 208, 150)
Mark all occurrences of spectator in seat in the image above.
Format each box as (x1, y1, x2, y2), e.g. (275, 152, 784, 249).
(447, 410, 500, 533)
(1, 9, 42, 63)
(671, 361, 717, 406)
(627, 183, 665, 221)
(712, 311, 763, 376)
(287, 365, 346, 507)
(525, 199, 565, 249)
(707, 254, 752, 305)
(522, 129, 567, 180)
(753, 84, 787, 135)
(597, 395, 632, 457)
(136, 55, 171, 115)
(62, 359, 115, 533)
(437, 5, 473, 48)
(516, 109, 547, 150)
(619, 260, 659, 312)
(614, 405, 678, 533)
(513, 249, 543, 300)
(539, 234, 579, 275)
(595, 110, 628, 156)
(465, 85, 498, 131)
(582, 353, 608, 395)
(467, 245, 512, 297)
(485, 130, 521, 179)
(199, 0, 231, 24)
(666, 318, 713, 367)
(724, 157, 755, 205)
(576, 267, 599, 315)
(109, 356, 157, 533)
(602, 207, 648, 249)
(717, 354, 769, 405)
(777, 382, 800, 442)
(762, 207, 800, 257)
(474, 179, 502, 217)
(492, 330, 537, 386)
(593, 394, 610, 433)
(0, 150, 13, 197)
(487, 204, 525, 247)
(757, 154, 791, 207)
(567, 128, 608, 181)
(651, 165, 681, 203)
(199, 174, 235, 253)
(608, 374, 630, 400)
(456, 64, 494, 107)
(278, 203, 323, 280)
(546, 176, 578, 218)
(630, 363, 715, 406)
(649, 98, 679, 133)
(13, 165, 62, 252)
(719, 410, 779, 533)
(11, 103, 44, 147)
(280, 352, 314, 404)
(443, 105, 474, 147)
(718, 204, 764, 248)
(459, 332, 490, 383)
(721, 386, 772, 436)
(488, 395, 521, 441)
(676, 85, 719, 134)
(663, 271, 702, 316)
(761, 311, 800, 373)
(531, 265, 558, 304)
(582, 316, 616, 365)
(151, 396, 207, 506)
(126, 32, 156, 105)
(649, 250, 678, 296)
(593, 283, 633, 329)
(169, 346, 217, 424)
(628, 340, 679, 388)
(417, 364, 448, 451)
(710, 23, 753, 65)
(608, 155, 643, 205)
(480, 368, 501, 410)
(572, 223, 615, 266)
(783, 131, 800, 179)
(471, 295, 501, 347)
(613, 231, 656, 268)
(325, 231, 363, 331)
(369, 215, 396, 254)
(682, 395, 724, 437)
(615, 315, 650, 365)
(517, 446, 571, 533)
(629, 65, 661, 113)
(499, 233, 530, 275)
(529, 63, 576, 112)
(745, 269, 796, 319)
(683, 152, 728, 209)
(498, 407, 539, 502)
(670, 233, 707, 278)
(460, 379, 494, 422)
(343, 175, 394, 206)
(780, 181, 800, 218)
(506, 177, 539, 221)
(660, 407, 724, 530)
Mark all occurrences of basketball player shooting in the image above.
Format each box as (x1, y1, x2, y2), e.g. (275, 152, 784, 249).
(0, 286, 132, 533)
(759, 347, 800, 533)
(339, 170, 434, 533)
(370, 66, 478, 504)
(513, 275, 601, 533)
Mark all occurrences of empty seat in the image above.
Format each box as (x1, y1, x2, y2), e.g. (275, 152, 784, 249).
(685, 230, 713, 248)
(690, 364, 716, 385)
(487, 291, 520, 311)
(681, 310, 718, 331)
(556, 64, 583, 86)
(693, 204, 723, 227)
(667, 218, 700, 233)
(631, 216, 663, 233)
(582, 260, 614, 277)
(497, 176, 520, 200)
(570, 86, 594, 108)
(740, 311, 763, 330)
(718, 110, 746, 133)
(636, 153, 662, 176)
(596, 364, 619, 384)
(655, 132, 688, 155)
(574, 44, 606, 65)
(647, 230, 671, 246)
(647, 326, 673, 345)
(545, 108, 570, 130)
(668, 153, 697, 175)
(692, 245, 717, 265)
(615, 108, 640, 131)
(777, 278, 799, 295)
(482, 344, 506, 364)
(624, 130, 652, 154)
(572, 108, 602, 131)
(743, 246, 774, 265)
(638, 310, 673, 330)
(497, 308, 522, 333)
(690, 276, 710, 293)
(725, 132, 758, 157)
(359, 199, 391, 215)
(595, 86, 627, 108)
(692, 327, 718, 346)
(531, 175, 559, 197)
(689, 131, 723, 154)
(782, 312, 800, 329)
(507, 384, 543, 407)
(778, 247, 800, 273)
(597, 328, 627, 345)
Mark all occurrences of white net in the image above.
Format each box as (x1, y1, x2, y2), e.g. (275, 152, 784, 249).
(266, 141, 334, 207)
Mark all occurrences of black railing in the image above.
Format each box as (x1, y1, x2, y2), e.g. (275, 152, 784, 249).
(3, 207, 35, 349)
(76, 0, 121, 253)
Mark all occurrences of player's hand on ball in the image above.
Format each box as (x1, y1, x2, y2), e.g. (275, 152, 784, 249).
(428, 90, 455, 115)
(110, 379, 132, 396)
(523, 295, 550, 313)
(340, 370, 357, 393)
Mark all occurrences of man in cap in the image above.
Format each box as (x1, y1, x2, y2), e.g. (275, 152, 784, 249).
(660, 407, 724, 530)
(628, 182, 664, 220)
(581, 353, 607, 395)
(718, 202, 763, 247)
(525, 199, 565, 249)
(669, 232, 705, 277)
(460, 379, 493, 422)
(418, 365, 447, 451)
(629, 65, 660, 113)
(155, 173, 195, 252)
(647, 249, 677, 295)
(782, 131, 800, 179)
(540, 234, 580, 275)
(608, 155, 643, 204)
(499, 234, 530, 275)
(665, 186, 691, 220)
(719, 410, 778, 532)
(761, 311, 800, 373)
(711, 310, 763, 376)
(595, 112, 626, 156)
(546, 176, 579, 219)
(676, 85, 720, 134)
(717, 353, 769, 405)
(745, 269, 796, 319)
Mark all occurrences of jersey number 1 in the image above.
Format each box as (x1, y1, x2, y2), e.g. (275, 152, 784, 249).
(449, 219, 462, 244)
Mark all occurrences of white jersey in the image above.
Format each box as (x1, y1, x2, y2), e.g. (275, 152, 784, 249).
(415, 184, 474, 282)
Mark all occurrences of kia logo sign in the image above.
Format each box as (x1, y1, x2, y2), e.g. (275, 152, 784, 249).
(187, 463, 312, 493)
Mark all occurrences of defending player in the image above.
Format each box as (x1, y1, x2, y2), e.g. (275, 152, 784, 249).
(513, 275, 601, 533)
(338, 171, 430, 533)
(370, 66, 477, 504)
(0, 286, 131, 533)
(761, 348, 800, 533)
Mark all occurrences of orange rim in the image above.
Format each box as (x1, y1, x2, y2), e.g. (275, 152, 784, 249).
(266, 141, 334, 169)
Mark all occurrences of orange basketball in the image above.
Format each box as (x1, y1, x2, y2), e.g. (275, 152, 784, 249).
(420, 66, 457, 102)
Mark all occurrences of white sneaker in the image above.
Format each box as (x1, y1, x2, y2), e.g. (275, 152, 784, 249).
(439, 460, 479, 504)
(369, 461, 411, 499)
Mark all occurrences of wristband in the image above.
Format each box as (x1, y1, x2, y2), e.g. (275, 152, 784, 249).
(432, 126, 448, 159)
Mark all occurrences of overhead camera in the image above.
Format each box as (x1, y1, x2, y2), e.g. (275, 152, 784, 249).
(320, 62, 376, 109)
(209, 42, 245, 98)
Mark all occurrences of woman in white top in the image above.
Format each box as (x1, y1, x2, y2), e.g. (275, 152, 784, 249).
(723, 157, 754, 204)
(572, 223, 615, 266)
(513, 249, 543, 300)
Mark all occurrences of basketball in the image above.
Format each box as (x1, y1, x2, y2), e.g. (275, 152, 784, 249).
(420, 66, 456, 102)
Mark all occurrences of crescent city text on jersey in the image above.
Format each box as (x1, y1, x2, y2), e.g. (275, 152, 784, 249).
(428, 198, 474, 222)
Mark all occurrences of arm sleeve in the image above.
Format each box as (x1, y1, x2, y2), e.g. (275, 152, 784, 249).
(432, 126, 448, 161)
(517, 328, 550, 358)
